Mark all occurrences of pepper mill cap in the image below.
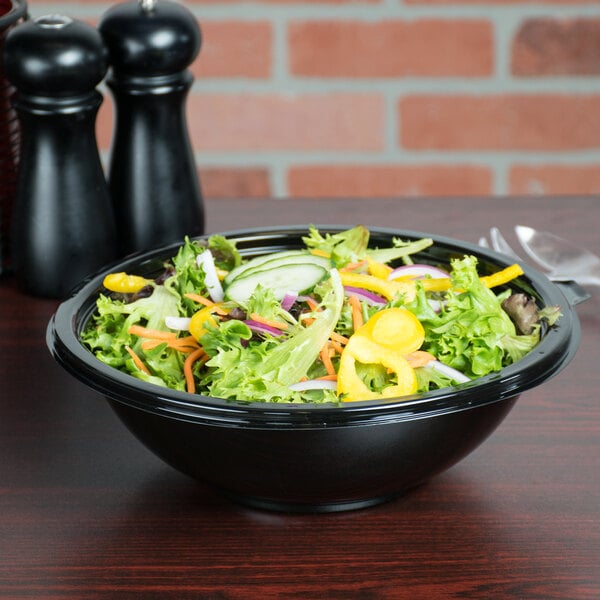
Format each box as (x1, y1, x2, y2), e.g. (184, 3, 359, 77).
(4, 15, 108, 96)
(99, 0, 201, 78)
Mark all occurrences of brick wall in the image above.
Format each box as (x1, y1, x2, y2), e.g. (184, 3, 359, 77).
(24, 0, 600, 199)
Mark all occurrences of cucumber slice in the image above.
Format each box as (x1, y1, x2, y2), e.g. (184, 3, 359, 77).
(225, 250, 329, 285)
(225, 263, 328, 305)
(238, 255, 330, 283)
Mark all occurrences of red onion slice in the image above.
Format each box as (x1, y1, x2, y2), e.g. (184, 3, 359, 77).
(244, 319, 285, 337)
(388, 264, 448, 281)
(344, 286, 386, 305)
(280, 291, 298, 311)
(289, 379, 338, 392)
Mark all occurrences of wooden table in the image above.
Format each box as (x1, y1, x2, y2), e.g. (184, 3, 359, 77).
(1, 196, 598, 598)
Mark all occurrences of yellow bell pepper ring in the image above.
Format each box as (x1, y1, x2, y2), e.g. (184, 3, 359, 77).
(337, 308, 425, 402)
(189, 305, 226, 341)
(480, 263, 524, 289)
(341, 262, 523, 300)
(339, 271, 415, 302)
(419, 263, 525, 293)
(366, 256, 393, 280)
(338, 335, 418, 402)
(103, 272, 153, 294)
(357, 308, 425, 355)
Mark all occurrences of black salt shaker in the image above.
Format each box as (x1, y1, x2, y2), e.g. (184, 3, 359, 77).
(4, 14, 117, 298)
(99, 0, 204, 256)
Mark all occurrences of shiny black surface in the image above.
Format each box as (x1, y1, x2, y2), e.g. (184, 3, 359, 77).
(99, 0, 204, 256)
(4, 15, 108, 96)
(47, 226, 581, 511)
(5, 15, 117, 298)
(99, 0, 201, 78)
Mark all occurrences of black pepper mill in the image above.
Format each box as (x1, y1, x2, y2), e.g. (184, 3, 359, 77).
(4, 15, 117, 298)
(99, 0, 204, 256)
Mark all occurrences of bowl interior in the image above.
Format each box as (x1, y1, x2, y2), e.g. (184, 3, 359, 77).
(47, 225, 581, 427)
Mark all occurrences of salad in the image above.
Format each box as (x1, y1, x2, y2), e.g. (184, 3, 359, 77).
(81, 226, 560, 404)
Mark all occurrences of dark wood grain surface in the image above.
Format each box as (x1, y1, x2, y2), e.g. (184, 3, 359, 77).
(1, 196, 598, 599)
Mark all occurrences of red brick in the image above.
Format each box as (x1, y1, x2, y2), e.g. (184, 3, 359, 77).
(96, 96, 114, 152)
(187, 0, 378, 4)
(28, 0, 103, 3)
(406, 1, 600, 4)
(100, 93, 384, 153)
(289, 20, 492, 77)
(192, 21, 271, 79)
(512, 18, 600, 76)
(400, 95, 600, 151)
(510, 165, 600, 195)
(187, 93, 384, 151)
(287, 165, 492, 198)
(32, 0, 378, 5)
(190, 0, 600, 3)
(200, 167, 270, 198)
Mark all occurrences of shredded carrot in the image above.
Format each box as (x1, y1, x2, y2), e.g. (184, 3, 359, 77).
(315, 374, 338, 381)
(405, 350, 436, 368)
(128, 325, 177, 340)
(329, 331, 349, 345)
(140, 339, 167, 351)
(179, 335, 201, 346)
(249, 313, 289, 331)
(184, 292, 214, 306)
(320, 344, 336, 376)
(141, 336, 200, 353)
(304, 297, 321, 312)
(183, 348, 207, 394)
(129, 324, 201, 354)
(184, 293, 228, 315)
(329, 339, 345, 355)
(341, 259, 368, 272)
(300, 315, 316, 326)
(169, 340, 199, 352)
(348, 295, 364, 331)
(125, 345, 151, 375)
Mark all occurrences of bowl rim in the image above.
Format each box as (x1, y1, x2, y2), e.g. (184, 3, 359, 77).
(47, 224, 581, 428)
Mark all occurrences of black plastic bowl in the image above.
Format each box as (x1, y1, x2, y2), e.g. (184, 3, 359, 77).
(47, 226, 581, 512)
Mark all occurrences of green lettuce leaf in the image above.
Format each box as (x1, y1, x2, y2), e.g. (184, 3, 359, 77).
(81, 285, 185, 389)
(406, 255, 539, 378)
(203, 270, 344, 402)
(302, 225, 370, 267)
(367, 237, 433, 265)
(245, 284, 293, 325)
(207, 234, 242, 271)
(301, 225, 433, 268)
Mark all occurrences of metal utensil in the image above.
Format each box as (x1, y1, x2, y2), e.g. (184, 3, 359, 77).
(515, 225, 600, 286)
(479, 226, 600, 287)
